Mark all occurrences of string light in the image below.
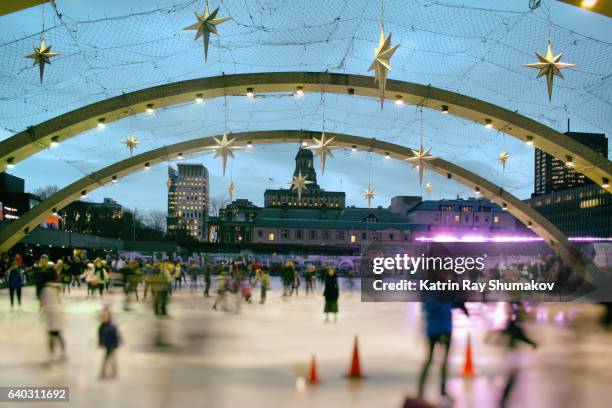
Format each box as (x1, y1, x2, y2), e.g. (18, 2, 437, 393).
(195, 93, 204, 104)
(294, 86, 304, 98)
(441, 105, 449, 114)
(247, 141, 253, 148)
(527, 221, 533, 228)
(581, 0, 597, 8)
(525, 135, 534, 146)
(384, 152, 390, 159)
(602, 177, 609, 188)
(145, 103, 155, 115)
(49, 136, 59, 148)
(484, 118, 493, 128)
(246, 88, 255, 98)
(97, 117, 106, 130)
(5, 158, 15, 169)
(351, 145, 357, 152)
(565, 155, 574, 167)
(502, 202, 508, 210)
(475, 186, 481, 195)
(144, 162, 150, 170)
(111, 175, 118, 183)
(81, 190, 87, 198)
(394, 95, 404, 105)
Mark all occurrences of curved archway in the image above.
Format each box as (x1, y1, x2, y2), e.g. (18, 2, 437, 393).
(0, 130, 583, 271)
(0, 72, 609, 189)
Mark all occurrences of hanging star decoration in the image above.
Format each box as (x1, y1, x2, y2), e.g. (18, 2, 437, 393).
(406, 144, 436, 187)
(205, 132, 241, 176)
(228, 179, 235, 202)
(523, 40, 575, 101)
(362, 184, 377, 208)
(304, 132, 338, 175)
(183, 1, 231, 62)
(122, 135, 141, 156)
(368, 24, 399, 109)
(289, 171, 313, 202)
(26, 35, 60, 83)
(498, 151, 510, 171)
(425, 182, 432, 196)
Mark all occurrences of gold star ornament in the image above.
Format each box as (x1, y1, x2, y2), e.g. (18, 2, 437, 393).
(183, 1, 231, 62)
(498, 151, 510, 171)
(228, 179, 235, 202)
(362, 185, 377, 208)
(26, 35, 60, 83)
(523, 40, 575, 101)
(205, 132, 242, 176)
(368, 25, 399, 109)
(122, 135, 141, 156)
(304, 132, 338, 174)
(406, 144, 436, 187)
(289, 171, 313, 202)
(425, 182, 432, 195)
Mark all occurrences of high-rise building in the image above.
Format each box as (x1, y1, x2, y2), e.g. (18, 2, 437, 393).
(166, 163, 209, 241)
(263, 148, 345, 208)
(533, 131, 608, 196)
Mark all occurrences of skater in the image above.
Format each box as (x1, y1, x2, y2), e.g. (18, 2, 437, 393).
(282, 260, 294, 297)
(152, 264, 172, 317)
(323, 267, 339, 323)
(5, 258, 25, 308)
(258, 269, 271, 304)
(212, 271, 229, 310)
(290, 268, 301, 296)
(98, 307, 121, 379)
(203, 264, 212, 297)
(40, 281, 66, 362)
(500, 303, 537, 408)
(240, 279, 252, 303)
(304, 264, 315, 295)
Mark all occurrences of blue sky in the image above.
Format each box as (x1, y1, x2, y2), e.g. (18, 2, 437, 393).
(0, 0, 610, 212)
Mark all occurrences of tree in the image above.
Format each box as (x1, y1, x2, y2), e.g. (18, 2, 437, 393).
(31, 185, 60, 200)
(209, 195, 229, 217)
(145, 210, 167, 234)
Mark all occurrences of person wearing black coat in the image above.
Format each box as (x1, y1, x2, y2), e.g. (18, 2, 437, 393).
(323, 267, 339, 323)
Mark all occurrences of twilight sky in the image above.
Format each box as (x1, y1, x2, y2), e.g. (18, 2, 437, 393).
(0, 0, 610, 212)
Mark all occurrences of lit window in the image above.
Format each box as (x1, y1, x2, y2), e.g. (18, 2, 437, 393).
(493, 215, 499, 224)
(454, 215, 460, 222)
(350, 235, 357, 243)
(268, 233, 275, 241)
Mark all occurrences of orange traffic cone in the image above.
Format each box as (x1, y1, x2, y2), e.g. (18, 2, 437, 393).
(308, 354, 319, 383)
(463, 333, 475, 377)
(347, 335, 362, 378)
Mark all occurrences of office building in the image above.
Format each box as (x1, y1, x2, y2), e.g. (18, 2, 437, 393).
(166, 163, 209, 241)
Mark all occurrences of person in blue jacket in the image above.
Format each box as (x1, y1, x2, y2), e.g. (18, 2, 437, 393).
(98, 307, 121, 379)
(5, 259, 25, 308)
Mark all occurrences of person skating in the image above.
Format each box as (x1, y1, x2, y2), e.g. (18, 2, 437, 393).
(323, 267, 339, 323)
(98, 307, 122, 379)
(258, 269, 271, 304)
(304, 264, 315, 295)
(5, 258, 25, 308)
(203, 264, 212, 297)
(40, 281, 66, 362)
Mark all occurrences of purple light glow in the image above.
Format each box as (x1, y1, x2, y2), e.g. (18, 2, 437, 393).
(414, 235, 612, 243)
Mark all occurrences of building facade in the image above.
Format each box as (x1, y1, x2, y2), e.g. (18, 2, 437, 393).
(60, 198, 124, 235)
(526, 184, 611, 237)
(399, 196, 519, 238)
(533, 131, 608, 196)
(263, 148, 345, 208)
(166, 163, 209, 241)
(0, 173, 41, 223)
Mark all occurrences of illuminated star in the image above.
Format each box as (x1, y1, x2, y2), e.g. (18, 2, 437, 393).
(362, 184, 377, 208)
(183, 1, 231, 62)
(368, 25, 399, 109)
(122, 135, 141, 156)
(524, 40, 575, 101)
(289, 170, 313, 202)
(205, 131, 241, 176)
(498, 151, 510, 171)
(425, 182, 432, 195)
(228, 179, 235, 202)
(406, 144, 436, 187)
(26, 35, 60, 83)
(304, 132, 338, 175)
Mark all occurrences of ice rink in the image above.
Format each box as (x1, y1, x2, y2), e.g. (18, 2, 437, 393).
(0, 278, 610, 408)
